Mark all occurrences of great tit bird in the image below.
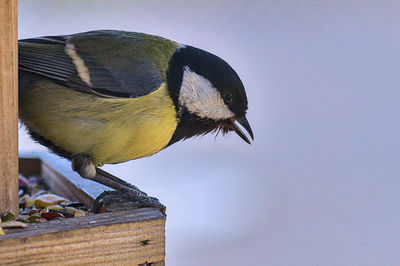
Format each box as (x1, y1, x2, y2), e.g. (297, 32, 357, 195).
(18, 30, 253, 211)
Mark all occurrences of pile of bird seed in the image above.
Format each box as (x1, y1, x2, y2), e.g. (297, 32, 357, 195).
(0, 174, 88, 235)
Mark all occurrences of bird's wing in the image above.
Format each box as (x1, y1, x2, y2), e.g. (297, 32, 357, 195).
(19, 30, 179, 98)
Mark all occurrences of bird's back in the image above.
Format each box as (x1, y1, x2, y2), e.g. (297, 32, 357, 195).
(18, 30, 180, 165)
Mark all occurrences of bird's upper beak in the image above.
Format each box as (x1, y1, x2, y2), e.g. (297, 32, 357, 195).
(232, 116, 254, 144)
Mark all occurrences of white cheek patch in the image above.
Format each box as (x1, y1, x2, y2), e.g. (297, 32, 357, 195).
(65, 43, 93, 87)
(179, 66, 234, 120)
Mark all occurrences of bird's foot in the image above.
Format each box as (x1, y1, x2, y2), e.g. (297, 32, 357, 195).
(93, 190, 166, 215)
(92, 168, 166, 214)
(72, 155, 166, 215)
(92, 168, 165, 214)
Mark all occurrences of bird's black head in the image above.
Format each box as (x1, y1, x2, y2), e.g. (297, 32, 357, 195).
(166, 45, 253, 145)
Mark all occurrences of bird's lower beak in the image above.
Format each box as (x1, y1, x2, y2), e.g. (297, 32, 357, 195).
(232, 117, 254, 144)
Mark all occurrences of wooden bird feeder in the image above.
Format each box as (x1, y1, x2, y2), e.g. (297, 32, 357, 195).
(0, 1, 166, 264)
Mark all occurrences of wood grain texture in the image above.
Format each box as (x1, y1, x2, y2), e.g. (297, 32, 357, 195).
(0, 0, 18, 215)
(13, 157, 166, 265)
(0, 208, 165, 265)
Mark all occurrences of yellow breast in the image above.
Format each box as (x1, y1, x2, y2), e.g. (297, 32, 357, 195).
(19, 82, 177, 166)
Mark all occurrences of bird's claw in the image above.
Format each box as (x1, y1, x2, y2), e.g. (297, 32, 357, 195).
(93, 190, 166, 215)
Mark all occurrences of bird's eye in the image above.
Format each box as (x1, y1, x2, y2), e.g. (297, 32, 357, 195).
(224, 93, 234, 105)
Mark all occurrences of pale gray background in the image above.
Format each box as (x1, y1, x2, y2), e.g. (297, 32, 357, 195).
(19, 1, 400, 265)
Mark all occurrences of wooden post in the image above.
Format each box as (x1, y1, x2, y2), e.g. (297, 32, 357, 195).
(0, 0, 18, 215)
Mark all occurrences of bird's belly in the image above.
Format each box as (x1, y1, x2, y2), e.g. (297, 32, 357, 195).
(19, 81, 177, 165)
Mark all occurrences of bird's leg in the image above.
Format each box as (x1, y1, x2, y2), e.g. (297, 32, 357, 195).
(71, 155, 165, 213)
(95, 167, 140, 190)
(93, 168, 165, 211)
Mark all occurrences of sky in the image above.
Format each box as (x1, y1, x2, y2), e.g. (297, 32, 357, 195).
(18, 1, 400, 265)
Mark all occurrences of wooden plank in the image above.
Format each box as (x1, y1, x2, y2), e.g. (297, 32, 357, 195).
(19, 156, 95, 208)
(40, 160, 96, 209)
(14, 155, 166, 264)
(19, 158, 41, 177)
(0, 208, 165, 265)
(0, 0, 18, 215)
(24, 151, 109, 199)
(19, 152, 111, 209)
(19, 152, 162, 214)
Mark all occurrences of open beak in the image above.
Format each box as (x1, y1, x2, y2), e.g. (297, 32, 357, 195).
(232, 117, 254, 144)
